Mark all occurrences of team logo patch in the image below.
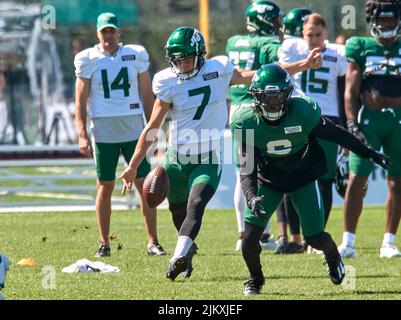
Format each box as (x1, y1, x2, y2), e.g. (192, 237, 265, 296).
(130, 103, 140, 109)
(284, 126, 302, 134)
(122, 54, 136, 61)
(203, 72, 219, 81)
(323, 55, 337, 63)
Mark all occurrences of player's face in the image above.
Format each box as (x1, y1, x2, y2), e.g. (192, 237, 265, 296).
(375, 17, 399, 45)
(97, 27, 120, 51)
(376, 17, 398, 33)
(175, 56, 195, 73)
(303, 23, 328, 50)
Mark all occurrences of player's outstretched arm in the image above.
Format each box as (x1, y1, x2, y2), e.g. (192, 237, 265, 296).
(229, 68, 257, 86)
(119, 98, 171, 194)
(311, 116, 391, 169)
(280, 47, 323, 75)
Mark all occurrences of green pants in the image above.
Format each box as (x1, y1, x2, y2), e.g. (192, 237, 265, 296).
(245, 182, 325, 236)
(163, 148, 222, 204)
(94, 140, 151, 181)
(350, 107, 401, 178)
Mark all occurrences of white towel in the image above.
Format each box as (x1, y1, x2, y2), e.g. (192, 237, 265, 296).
(62, 259, 120, 273)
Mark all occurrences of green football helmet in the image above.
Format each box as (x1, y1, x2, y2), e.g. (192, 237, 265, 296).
(366, 0, 401, 39)
(165, 26, 206, 80)
(283, 8, 312, 38)
(250, 64, 293, 121)
(245, 1, 282, 36)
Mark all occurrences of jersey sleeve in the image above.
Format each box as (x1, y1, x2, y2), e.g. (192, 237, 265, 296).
(214, 55, 236, 87)
(345, 37, 363, 67)
(295, 97, 322, 133)
(134, 45, 150, 73)
(74, 49, 92, 79)
(278, 39, 304, 64)
(337, 44, 348, 76)
(152, 71, 173, 104)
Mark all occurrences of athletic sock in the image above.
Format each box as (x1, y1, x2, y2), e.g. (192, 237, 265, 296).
(171, 235, 193, 261)
(343, 231, 355, 247)
(382, 233, 396, 247)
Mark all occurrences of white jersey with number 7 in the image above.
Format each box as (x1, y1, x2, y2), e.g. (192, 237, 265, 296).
(153, 56, 235, 150)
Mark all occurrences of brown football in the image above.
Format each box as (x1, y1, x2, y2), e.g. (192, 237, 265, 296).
(143, 166, 169, 208)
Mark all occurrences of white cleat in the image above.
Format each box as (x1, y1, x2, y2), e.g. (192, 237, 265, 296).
(235, 238, 243, 251)
(260, 235, 277, 251)
(338, 243, 358, 259)
(380, 244, 401, 258)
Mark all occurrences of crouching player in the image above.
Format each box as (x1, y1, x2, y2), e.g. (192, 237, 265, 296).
(231, 64, 390, 295)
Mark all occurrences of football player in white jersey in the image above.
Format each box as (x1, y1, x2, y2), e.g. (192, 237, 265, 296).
(278, 13, 348, 253)
(74, 12, 166, 258)
(119, 26, 323, 281)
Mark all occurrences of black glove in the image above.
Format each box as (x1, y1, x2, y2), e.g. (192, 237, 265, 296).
(347, 119, 368, 145)
(248, 196, 267, 219)
(368, 149, 391, 169)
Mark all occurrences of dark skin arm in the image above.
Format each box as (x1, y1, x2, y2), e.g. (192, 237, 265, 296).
(344, 61, 367, 143)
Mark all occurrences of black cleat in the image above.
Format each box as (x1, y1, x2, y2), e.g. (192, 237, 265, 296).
(243, 275, 265, 295)
(324, 251, 345, 285)
(95, 243, 111, 258)
(274, 235, 289, 254)
(147, 243, 167, 256)
(278, 241, 305, 254)
(181, 243, 198, 278)
(166, 256, 189, 281)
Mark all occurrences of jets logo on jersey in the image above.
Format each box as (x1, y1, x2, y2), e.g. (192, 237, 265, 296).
(203, 72, 219, 81)
(284, 126, 302, 134)
(122, 54, 136, 61)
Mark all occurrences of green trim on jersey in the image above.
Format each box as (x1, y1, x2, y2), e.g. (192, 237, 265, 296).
(226, 34, 279, 104)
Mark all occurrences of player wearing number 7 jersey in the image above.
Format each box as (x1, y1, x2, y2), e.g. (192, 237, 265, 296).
(119, 26, 324, 281)
(74, 12, 166, 258)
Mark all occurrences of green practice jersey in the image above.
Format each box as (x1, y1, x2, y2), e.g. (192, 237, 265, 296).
(231, 96, 321, 159)
(260, 41, 281, 65)
(226, 35, 279, 104)
(346, 36, 401, 78)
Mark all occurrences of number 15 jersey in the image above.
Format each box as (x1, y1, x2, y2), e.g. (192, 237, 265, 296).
(153, 56, 235, 150)
(278, 39, 348, 117)
(74, 44, 149, 118)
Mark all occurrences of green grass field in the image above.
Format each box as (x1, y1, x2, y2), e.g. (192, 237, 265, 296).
(1, 206, 401, 300)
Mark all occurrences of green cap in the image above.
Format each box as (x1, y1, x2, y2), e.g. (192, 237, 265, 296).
(96, 12, 120, 31)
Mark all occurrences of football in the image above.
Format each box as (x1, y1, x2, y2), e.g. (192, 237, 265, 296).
(143, 166, 169, 208)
